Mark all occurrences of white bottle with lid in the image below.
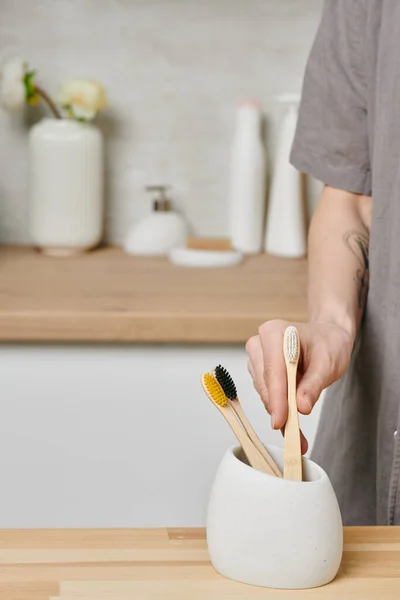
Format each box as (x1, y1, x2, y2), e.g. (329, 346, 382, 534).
(264, 94, 306, 258)
(229, 101, 266, 254)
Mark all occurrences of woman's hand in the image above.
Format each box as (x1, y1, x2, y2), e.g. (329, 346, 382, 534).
(245, 319, 354, 453)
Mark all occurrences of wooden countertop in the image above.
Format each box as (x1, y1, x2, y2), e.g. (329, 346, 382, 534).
(1, 527, 399, 599)
(0, 246, 307, 343)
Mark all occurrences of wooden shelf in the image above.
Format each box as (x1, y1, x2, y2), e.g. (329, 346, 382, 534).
(0, 246, 307, 343)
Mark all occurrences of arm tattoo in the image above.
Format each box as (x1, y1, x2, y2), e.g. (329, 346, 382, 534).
(343, 229, 370, 310)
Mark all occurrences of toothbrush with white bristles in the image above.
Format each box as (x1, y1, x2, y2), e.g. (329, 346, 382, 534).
(283, 326, 303, 481)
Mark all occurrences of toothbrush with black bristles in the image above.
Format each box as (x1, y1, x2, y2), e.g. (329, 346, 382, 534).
(214, 365, 282, 478)
(201, 373, 273, 474)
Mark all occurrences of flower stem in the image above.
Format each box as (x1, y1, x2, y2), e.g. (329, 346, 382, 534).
(35, 86, 62, 119)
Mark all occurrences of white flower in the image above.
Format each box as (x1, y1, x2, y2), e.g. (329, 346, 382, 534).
(0, 56, 26, 110)
(58, 78, 107, 121)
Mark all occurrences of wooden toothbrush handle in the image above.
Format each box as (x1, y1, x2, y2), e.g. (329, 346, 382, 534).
(230, 400, 282, 478)
(221, 406, 274, 475)
(284, 364, 302, 481)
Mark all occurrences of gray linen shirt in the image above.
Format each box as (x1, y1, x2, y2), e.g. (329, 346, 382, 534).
(291, 0, 400, 525)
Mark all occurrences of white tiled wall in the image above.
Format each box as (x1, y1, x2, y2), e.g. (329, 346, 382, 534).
(0, 0, 323, 245)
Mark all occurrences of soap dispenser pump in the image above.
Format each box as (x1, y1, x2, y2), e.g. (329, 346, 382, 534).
(124, 186, 188, 256)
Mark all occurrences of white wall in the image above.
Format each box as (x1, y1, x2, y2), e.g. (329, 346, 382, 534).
(0, 344, 322, 527)
(0, 0, 323, 244)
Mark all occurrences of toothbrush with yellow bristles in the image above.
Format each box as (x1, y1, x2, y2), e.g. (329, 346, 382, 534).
(201, 372, 275, 475)
(214, 365, 282, 478)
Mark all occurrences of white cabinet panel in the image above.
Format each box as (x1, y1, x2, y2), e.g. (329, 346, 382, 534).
(0, 345, 322, 527)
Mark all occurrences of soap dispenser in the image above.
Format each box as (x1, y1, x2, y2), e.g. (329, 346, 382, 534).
(124, 186, 188, 256)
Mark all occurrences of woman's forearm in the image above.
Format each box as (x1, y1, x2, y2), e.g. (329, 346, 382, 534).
(308, 185, 372, 342)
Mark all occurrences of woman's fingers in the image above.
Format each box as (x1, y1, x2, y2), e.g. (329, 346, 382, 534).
(247, 326, 311, 455)
(246, 338, 270, 410)
(296, 353, 330, 414)
(281, 427, 309, 456)
(300, 430, 309, 455)
(258, 321, 288, 430)
(246, 319, 355, 458)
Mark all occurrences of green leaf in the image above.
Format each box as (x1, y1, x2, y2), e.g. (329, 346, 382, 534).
(23, 70, 37, 102)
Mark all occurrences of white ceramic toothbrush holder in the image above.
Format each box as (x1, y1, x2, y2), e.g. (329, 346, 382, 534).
(207, 445, 343, 590)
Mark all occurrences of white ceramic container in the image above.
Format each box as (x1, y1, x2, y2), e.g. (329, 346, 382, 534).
(207, 445, 343, 589)
(29, 119, 104, 257)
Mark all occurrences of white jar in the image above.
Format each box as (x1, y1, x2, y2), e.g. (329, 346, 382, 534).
(29, 119, 104, 257)
(207, 445, 343, 589)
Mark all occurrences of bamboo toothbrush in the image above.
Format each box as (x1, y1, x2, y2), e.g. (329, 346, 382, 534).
(214, 365, 282, 478)
(201, 372, 274, 475)
(283, 325, 303, 481)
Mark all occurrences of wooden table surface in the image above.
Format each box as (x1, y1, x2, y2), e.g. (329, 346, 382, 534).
(0, 527, 399, 599)
(0, 246, 307, 343)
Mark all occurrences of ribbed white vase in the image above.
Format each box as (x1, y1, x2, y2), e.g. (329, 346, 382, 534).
(29, 119, 104, 257)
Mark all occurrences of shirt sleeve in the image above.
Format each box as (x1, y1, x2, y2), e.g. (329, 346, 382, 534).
(290, 0, 371, 195)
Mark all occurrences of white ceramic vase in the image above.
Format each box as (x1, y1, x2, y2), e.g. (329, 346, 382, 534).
(207, 445, 343, 590)
(29, 119, 104, 257)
